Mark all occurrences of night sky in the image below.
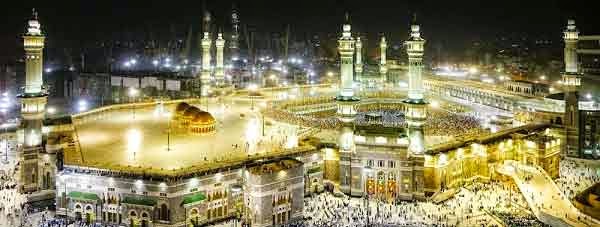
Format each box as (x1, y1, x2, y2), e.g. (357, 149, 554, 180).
(1, 0, 598, 62)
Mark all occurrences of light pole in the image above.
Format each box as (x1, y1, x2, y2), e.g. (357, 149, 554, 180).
(248, 84, 258, 111)
(164, 112, 172, 151)
(1, 124, 8, 164)
(129, 87, 138, 120)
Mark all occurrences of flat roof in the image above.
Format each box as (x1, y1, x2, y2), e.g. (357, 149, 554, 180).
(70, 99, 280, 171)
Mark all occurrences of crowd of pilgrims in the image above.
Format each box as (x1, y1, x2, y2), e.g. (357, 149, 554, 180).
(293, 181, 544, 227)
(555, 159, 600, 200)
(262, 107, 486, 139)
(0, 164, 28, 227)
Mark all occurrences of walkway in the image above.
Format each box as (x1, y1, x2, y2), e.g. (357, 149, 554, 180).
(497, 160, 600, 227)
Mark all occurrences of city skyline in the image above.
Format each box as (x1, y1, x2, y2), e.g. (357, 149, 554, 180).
(1, 3, 600, 227)
(1, 0, 598, 63)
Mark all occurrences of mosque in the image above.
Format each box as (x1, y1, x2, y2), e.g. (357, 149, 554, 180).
(11, 10, 567, 227)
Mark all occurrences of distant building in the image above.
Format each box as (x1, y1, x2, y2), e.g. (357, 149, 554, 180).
(504, 80, 549, 97)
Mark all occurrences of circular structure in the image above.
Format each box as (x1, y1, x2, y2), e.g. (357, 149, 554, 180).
(174, 102, 216, 135)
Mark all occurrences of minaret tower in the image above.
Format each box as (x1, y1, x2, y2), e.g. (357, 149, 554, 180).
(200, 32, 212, 96)
(337, 14, 357, 102)
(403, 15, 427, 200)
(355, 36, 363, 81)
(380, 35, 388, 78)
(336, 13, 359, 195)
(215, 32, 226, 85)
(404, 16, 427, 155)
(563, 19, 581, 156)
(19, 9, 47, 193)
(230, 4, 240, 58)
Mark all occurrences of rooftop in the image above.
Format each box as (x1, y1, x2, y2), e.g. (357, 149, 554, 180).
(69, 99, 282, 172)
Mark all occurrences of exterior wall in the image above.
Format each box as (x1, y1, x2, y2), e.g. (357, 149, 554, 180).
(56, 169, 244, 226)
(244, 161, 304, 227)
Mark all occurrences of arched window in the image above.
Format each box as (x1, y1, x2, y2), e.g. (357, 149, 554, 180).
(160, 203, 169, 221)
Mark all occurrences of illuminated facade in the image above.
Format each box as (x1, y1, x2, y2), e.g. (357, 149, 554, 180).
(244, 159, 304, 227)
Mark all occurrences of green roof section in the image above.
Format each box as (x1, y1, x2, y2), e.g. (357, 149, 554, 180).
(181, 192, 207, 206)
(122, 196, 157, 206)
(307, 166, 322, 174)
(68, 191, 100, 201)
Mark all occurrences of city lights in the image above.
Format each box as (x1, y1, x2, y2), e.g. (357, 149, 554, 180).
(6, 5, 600, 227)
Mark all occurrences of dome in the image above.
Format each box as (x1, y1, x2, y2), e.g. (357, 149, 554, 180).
(183, 106, 201, 118)
(192, 111, 215, 124)
(175, 102, 191, 113)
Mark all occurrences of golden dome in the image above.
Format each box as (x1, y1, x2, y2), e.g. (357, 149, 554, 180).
(191, 111, 215, 124)
(183, 106, 201, 118)
(175, 102, 191, 113)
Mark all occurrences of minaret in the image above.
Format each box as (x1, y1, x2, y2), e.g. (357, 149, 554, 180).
(200, 32, 212, 96)
(403, 15, 427, 200)
(336, 13, 359, 195)
(19, 9, 47, 193)
(380, 35, 388, 77)
(215, 32, 225, 85)
(355, 36, 363, 81)
(404, 16, 427, 155)
(562, 19, 581, 156)
(337, 14, 356, 100)
(230, 4, 240, 58)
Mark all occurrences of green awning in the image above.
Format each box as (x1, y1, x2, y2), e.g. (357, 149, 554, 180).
(122, 196, 157, 206)
(181, 192, 206, 206)
(68, 191, 100, 201)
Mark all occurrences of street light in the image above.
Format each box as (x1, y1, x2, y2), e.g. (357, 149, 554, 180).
(164, 111, 172, 151)
(77, 100, 88, 112)
(248, 84, 258, 111)
(47, 107, 56, 115)
(129, 87, 139, 119)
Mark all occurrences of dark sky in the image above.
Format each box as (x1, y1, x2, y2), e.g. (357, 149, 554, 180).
(1, 0, 598, 61)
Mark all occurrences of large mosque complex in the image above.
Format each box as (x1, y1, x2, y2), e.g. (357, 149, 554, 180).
(8, 9, 600, 227)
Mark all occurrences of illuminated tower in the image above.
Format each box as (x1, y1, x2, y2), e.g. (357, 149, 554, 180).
(380, 35, 388, 77)
(336, 13, 359, 195)
(562, 19, 581, 156)
(230, 4, 240, 58)
(337, 14, 356, 101)
(403, 15, 427, 200)
(404, 16, 426, 155)
(215, 32, 225, 85)
(200, 32, 212, 96)
(19, 9, 47, 193)
(355, 36, 363, 81)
